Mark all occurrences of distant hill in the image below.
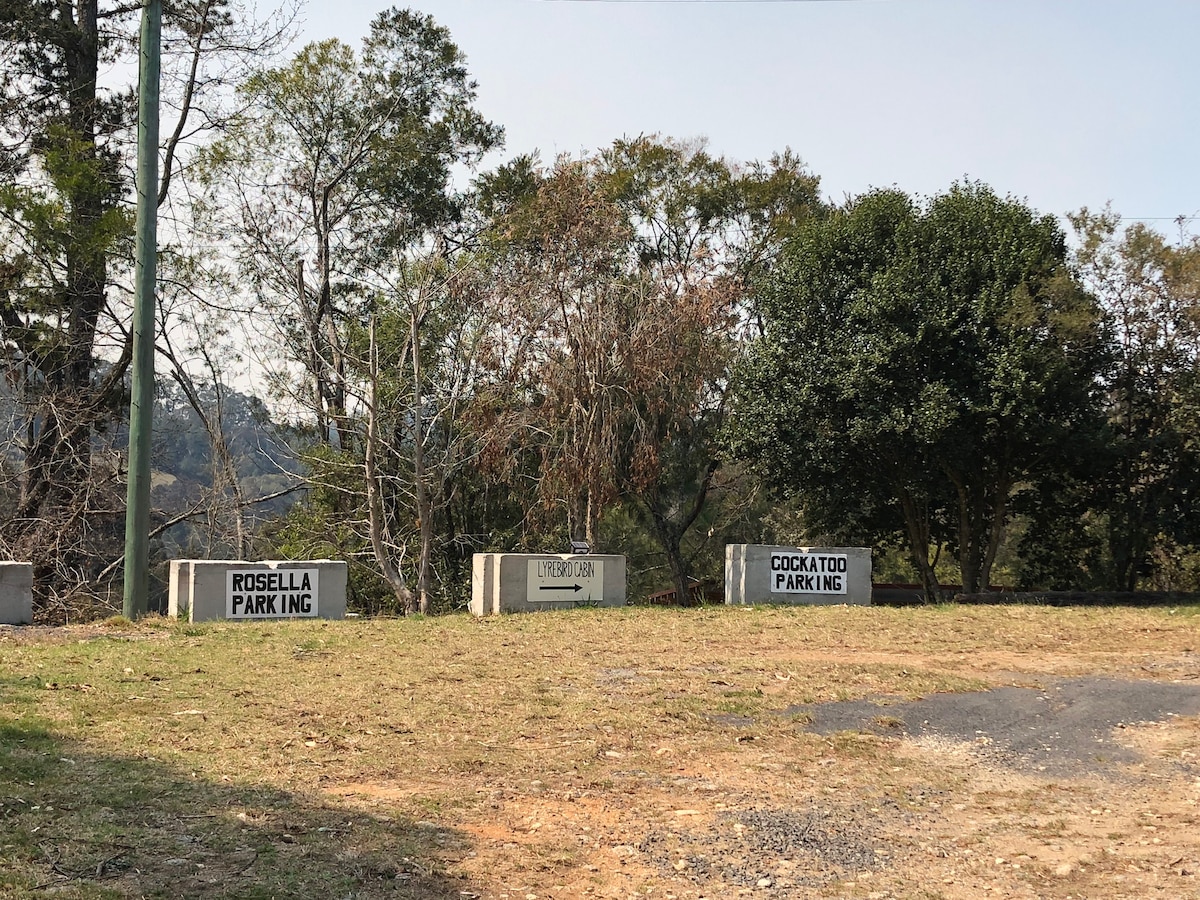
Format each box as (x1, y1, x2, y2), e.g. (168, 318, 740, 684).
(146, 382, 307, 556)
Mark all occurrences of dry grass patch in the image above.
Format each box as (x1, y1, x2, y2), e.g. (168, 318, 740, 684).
(1, 603, 1199, 898)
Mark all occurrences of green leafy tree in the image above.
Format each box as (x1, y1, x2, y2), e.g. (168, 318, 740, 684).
(1065, 209, 1200, 589)
(730, 183, 1107, 599)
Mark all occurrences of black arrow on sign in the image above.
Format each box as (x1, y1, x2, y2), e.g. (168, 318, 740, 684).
(539, 584, 582, 592)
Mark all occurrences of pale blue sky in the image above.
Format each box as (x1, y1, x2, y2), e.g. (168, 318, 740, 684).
(292, 0, 1198, 230)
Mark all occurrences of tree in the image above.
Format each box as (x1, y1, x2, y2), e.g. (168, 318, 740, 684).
(730, 183, 1107, 599)
(198, 9, 501, 613)
(601, 138, 820, 604)
(0, 0, 292, 612)
(1066, 209, 1200, 589)
(196, 8, 500, 449)
(475, 138, 822, 603)
(475, 155, 635, 549)
(356, 247, 505, 614)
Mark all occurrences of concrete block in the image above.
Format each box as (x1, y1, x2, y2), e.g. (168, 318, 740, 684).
(725, 545, 871, 606)
(168, 559, 348, 622)
(167, 559, 193, 620)
(0, 562, 33, 624)
(471, 554, 626, 615)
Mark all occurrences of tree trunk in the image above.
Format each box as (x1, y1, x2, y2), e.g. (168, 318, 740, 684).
(411, 306, 433, 614)
(949, 467, 1011, 595)
(316, 184, 347, 449)
(648, 510, 691, 607)
(366, 316, 415, 613)
(978, 484, 1009, 593)
(584, 487, 599, 551)
(296, 260, 329, 443)
(14, 0, 110, 601)
(899, 490, 941, 603)
(636, 460, 719, 607)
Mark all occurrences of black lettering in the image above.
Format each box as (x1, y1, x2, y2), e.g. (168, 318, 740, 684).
(266, 596, 277, 614)
(299, 594, 312, 613)
(301, 572, 311, 590)
(231, 594, 243, 614)
(837, 557, 848, 573)
(282, 595, 307, 614)
(231, 573, 244, 591)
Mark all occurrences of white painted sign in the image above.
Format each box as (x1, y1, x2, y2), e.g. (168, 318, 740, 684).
(226, 568, 319, 618)
(526, 558, 604, 604)
(769, 552, 848, 594)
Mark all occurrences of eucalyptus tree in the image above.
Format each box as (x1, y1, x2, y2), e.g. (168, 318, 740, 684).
(730, 184, 1108, 599)
(196, 9, 500, 612)
(195, 8, 501, 450)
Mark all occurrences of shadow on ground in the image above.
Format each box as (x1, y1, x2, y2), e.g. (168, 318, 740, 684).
(0, 677, 478, 899)
(788, 676, 1200, 776)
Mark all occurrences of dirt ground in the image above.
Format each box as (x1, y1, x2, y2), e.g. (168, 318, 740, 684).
(330, 650, 1200, 899)
(4, 611, 1200, 899)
